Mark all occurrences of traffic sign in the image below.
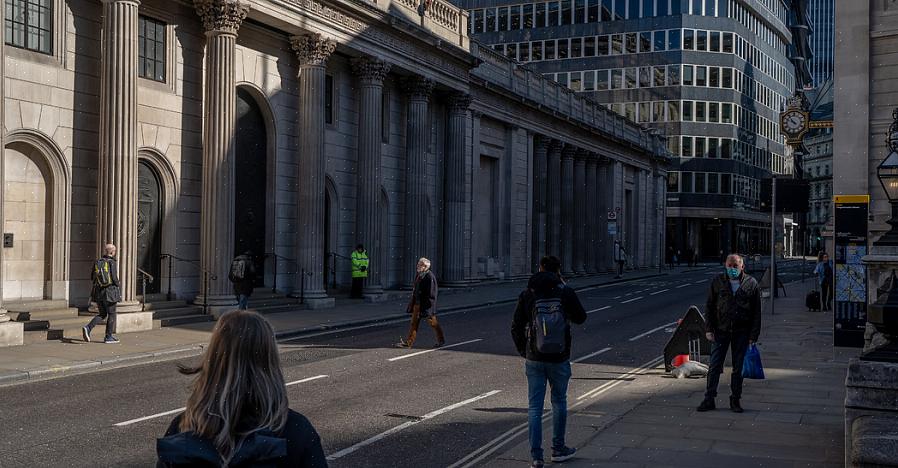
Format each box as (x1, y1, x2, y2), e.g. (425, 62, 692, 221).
(607, 211, 617, 221)
(607, 220, 618, 235)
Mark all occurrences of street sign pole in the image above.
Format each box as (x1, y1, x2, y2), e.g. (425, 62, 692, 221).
(770, 175, 776, 315)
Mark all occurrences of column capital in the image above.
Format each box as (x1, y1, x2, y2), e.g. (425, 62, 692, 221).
(548, 139, 564, 153)
(402, 76, 435, 100)
(447, 92, 473, 113)
(586, 152, 599, 166)
(534, 135, 551, 152)
(351, 57, 392, 83)
(561, 144, 577, 160)
(292, 34, 337, 68)
(574, 148, 589, 161)
(194, 0, 248, 35)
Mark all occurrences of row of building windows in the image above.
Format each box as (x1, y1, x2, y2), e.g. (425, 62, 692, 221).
(470, 0, 732, 34)
(665, 135, 788, 174)
(492, 28, 792, 91)
(667, 171, 761, 202)
(5, 0, 168, 83)
(730, 0, 787, 55)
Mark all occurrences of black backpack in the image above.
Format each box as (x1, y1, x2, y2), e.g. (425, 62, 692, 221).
(229, 257, 248, 282)
(93, 259, 113, 288)
(528, 288, 570, 354)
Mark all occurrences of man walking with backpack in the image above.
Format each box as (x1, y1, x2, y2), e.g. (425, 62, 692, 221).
(512, 256, 587, 467)
(82, 244, 122, 344)
(229, 251, 257, 310)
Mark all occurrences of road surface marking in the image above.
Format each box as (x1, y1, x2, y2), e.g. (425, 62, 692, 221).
(586, 305, 611, 315)
(649, 288, 669, 296)
(286, 374, 329, 387)
(628, 321, 678, 342)
(613, 295, 622, 299)
(571, 347, 613, 363)
(448, 357, 662, 468)
(114, 375, 329, 427)
(326, 390, 501, 461)
(675, 283, 691, 289)
(577, 356, 663, 400)
(387, 339, 483, 362)
(620, 296, 643, 304)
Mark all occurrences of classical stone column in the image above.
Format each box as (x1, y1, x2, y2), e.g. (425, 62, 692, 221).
(560, 145, 576, 275)
(194, 0, 248, 308)
(585, 154, 599, 274)
(443, 92, 472, 285)
(403, 76, 434, 287)
(573, 149, 588, 274)
(97, 0, 141, 313)
(352, 57, 391, 298)
(532, 136, 550, 268)
(545, 140, 562, 258)
(292, 34, 336, 308)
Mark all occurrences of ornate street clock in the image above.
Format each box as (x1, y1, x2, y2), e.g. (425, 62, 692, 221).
(780, 95, 810, 145)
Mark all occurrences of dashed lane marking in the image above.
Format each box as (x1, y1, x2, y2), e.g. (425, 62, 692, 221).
(628, 322, 678, 342)
(586, 305, 611, 315)
(571, 347, 613, 364)
(387, 339, 483, 362)
(620, 296, 643, 304)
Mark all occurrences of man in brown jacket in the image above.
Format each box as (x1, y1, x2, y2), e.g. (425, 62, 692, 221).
(396, 257, 445, 348)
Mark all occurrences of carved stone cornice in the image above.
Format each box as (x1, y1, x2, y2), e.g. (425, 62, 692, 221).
(291, 34, 337, 68)
(351, 57, 392, 83)
(586, 152, 600, 166)
(447, 92, 472, 113)
(402, 76, 434, 100)
(194, 0, 248, 34)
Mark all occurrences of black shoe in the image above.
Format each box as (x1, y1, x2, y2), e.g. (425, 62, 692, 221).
(697, 398, 716, 412)
(530, 460, 544, 468)
(551, 446, 577, 462)
(730, 397, 744, 413)
(433, 341, 445, 348)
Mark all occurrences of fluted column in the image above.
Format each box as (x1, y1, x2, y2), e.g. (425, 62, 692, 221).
(403, 76, 434, 287)
(97, 0, 141, 312)
(352, 57, 391, 297)
(194, 0, 248, 306)
(585, 154, 599, 273)
(443, 92, 472, 284)
(560, 145, 576, 275)
(545, 140, 562, 258)
(531, 136, 550, 269)
(292, 34, 336, 305)
(573, 149, 588, 274)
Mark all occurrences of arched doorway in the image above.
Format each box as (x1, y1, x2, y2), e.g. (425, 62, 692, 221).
(235, 87, 268, 286)
(137, 161, 163, 294)
(324, 176, 339, 290)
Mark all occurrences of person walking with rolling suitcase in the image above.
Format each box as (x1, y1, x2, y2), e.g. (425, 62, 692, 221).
(814, 252, 834, 311)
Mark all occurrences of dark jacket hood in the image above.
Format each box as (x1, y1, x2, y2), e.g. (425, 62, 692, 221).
(528, 271, 563, 294)
(157, 430, 287, 467)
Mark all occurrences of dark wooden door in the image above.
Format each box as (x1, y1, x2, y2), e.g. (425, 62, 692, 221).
(235, 88, 267, 287)
(137, 161, 162, 294)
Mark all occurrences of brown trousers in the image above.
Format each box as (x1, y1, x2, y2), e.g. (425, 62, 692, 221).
(406, 304, 445, 347)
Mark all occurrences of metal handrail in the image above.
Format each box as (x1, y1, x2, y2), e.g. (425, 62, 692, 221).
(160, 253, 218, 315)
(327, 251, 352, 290)
(264, 252, 298, 294)
(136, 268, 154, 312)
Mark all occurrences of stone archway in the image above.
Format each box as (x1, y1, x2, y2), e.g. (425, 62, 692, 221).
(136, 149, 178, 297)
(3, 130, 70, 301)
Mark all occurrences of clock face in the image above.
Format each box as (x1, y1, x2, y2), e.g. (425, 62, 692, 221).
(782, 110, 807, 135)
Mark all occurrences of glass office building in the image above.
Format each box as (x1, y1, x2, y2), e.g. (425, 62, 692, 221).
(807, 0, 833, 87)
(460, 0, 795, 258)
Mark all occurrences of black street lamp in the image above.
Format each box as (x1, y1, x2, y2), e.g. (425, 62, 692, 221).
(875, 108, 898, 246)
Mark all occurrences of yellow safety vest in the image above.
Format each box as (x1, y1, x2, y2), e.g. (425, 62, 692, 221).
(351, 250, 369, 278)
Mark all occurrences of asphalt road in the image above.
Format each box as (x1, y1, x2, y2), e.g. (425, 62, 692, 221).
(0, 262, 811, 467)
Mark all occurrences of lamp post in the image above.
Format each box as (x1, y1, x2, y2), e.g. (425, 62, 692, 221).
(875, 109, 898, 246)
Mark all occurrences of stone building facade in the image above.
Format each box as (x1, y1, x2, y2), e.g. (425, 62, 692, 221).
(0, 0, 666, 345)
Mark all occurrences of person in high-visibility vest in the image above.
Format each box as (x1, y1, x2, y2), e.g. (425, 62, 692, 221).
(350, 244, 369, 299)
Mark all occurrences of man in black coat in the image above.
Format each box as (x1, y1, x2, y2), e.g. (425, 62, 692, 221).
(83, 243, 123, 344)
(511, 256, 587, 467)
(698, 253, 762, 413)
(396, 257, 444, 348)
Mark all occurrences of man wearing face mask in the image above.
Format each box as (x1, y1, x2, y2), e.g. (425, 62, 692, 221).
(697, 253, 761, 413)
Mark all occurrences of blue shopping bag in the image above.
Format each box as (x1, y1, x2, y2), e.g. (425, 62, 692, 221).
(742, 344, 765, 379)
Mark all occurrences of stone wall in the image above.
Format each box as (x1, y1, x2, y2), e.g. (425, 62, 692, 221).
(2, 149, 46, 300)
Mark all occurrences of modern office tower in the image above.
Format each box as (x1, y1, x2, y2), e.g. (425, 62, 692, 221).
(807, 0, 833, 87)
(460, 0, 795, 258)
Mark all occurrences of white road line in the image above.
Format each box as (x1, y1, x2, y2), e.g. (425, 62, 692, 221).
(114, 375, 330, 427)
(387, 339, 483, 362)
(286, 374, 329, 387)
(577, 356, 663, 400)
(571, 347, 613, 363)
(620, 296, 643, 304)
(449, 357, 662, 468)
(628, 321, 678, 342)
(613, 295, 622, 299)
(649, 288, 669, 296)
(586, 305, 611, 315)
(326, 390, 501, 461)
(675, 282, 692, 289)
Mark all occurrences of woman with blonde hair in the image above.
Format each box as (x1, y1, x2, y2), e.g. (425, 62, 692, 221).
(156, 310, 327, 467)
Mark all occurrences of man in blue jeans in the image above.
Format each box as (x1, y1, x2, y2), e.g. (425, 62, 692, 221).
(512, 256, 587, 467)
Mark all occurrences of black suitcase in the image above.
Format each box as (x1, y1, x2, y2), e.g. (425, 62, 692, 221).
(806, 290, 821, 311)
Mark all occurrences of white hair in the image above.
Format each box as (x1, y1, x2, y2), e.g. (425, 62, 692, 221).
(725, 254, 744, 265)
(418, 257, 431, 268)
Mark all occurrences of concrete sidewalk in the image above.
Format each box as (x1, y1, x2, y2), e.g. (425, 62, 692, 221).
(0, 268, 677, 387)
(487, 279, 853, 468)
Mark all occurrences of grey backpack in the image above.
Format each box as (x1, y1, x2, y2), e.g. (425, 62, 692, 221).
(530, 291, 569, 354)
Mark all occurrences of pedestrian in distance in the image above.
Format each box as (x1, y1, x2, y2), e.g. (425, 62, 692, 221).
(666, 246, 674, 270)
(82, 243, 122, 344)
(229, 251, 256, 310)
(613, 240, 627, 278)
(512, 255, 587, 468)
(350, 244, 369, 299)
(396, 257, 445, 348)
(698, 253, 762, 414)
(676, 249, 681, 267)
(156, 310, 328, 468)
(814, 251, 834, 311)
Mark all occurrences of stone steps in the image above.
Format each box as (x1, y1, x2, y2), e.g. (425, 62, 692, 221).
(7, 307, 79, 322)
(5, 300, 69, 312)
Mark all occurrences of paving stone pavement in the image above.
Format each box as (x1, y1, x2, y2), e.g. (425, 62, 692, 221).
(488, 279, 853, 468)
